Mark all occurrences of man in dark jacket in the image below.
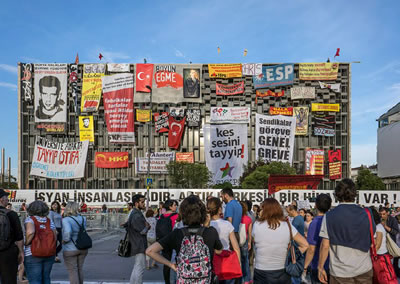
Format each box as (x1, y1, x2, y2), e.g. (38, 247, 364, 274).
(379, 207, 399, 242)
(127, 194, 149, 284)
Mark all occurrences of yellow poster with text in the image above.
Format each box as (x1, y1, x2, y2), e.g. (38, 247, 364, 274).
(208, 64, 242, 78)
(79, 116, 94, 142)
(81, 64, 105, 112)
(311, 103, 340, 112)
(136, 110, 152, 122)
(299, 63, 339, 80)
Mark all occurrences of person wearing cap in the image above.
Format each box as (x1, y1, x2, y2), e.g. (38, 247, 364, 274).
(0, 189, 24, 284)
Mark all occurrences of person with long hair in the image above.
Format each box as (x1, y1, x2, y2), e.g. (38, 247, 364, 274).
(240, 201, 252, 284)
(48, 201, 62, 263)
(252, 198, 309, 283)
(304, 210, 314, 238)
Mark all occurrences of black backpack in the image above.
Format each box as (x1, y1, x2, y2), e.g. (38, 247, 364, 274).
(69, 216, 92, 250)
(0, 208, 12, 251)
(156, 213, 177, 240)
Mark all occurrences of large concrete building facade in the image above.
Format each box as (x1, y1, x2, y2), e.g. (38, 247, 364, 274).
(18, 62, 351, 190)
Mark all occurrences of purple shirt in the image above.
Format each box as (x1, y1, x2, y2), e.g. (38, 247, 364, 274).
(307, 215, 329, 270)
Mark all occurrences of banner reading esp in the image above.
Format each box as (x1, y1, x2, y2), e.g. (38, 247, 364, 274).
(253, 64, 294, 89)
(329, 149, 342, 179)
(79, 116, 94, 142)
(293, 107, 309, 135)
(305, 149, 324, 175)
(208, 64, 242, 78)
(299, 63, 339, 80)
(81, 64, 105, 112)
(204, 124, 248, 186)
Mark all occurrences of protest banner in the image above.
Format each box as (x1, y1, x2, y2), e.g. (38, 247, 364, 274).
(255, 89, 285, 103)
(313, 113, 335, 136)
(297, 200, 311, 210)
(311, 103, 340, 112)
(299, 63, 339, 80)
(255, 114, 296, 164)
(210, 107, 250, 123)
(328, 149, 342, 179)
(169, 107, 185, 119)
(21, 63, 33, 102)
(216, 82, 245, 96)
(134, 64, 202, 103)
(269, 107, 293, 116)
(102, 73, 135, 143)
(135, 152, 174, 174)
(290, 86, 316, 100)
(176, 152, 194, 163)
(208, 64, 242, 78)
(154, 112, 169, 133)
(81, 64, 105, 112)
(242, 63, 262, 76)
(168, 116, 186, 149)
(186, 109, 201, 127)
(36, 123, 65, 133)
(34, 63, 68, 123)
(204, 124, 248, 186)
(268, 175, 323, 194)
(30, 137, 89, 179)
(107, 63, 130, 72)
(135, 63, 153, 93)
(305, 148, 324, 175)
(136, 110, 151, 122)
(293, 107, 309, 135)
(79, 116, 94, 142)
(319, 81, 341, 92)
(253, 64, 294, 89)
(95, 152, 129, 168)
(69, 64, 80, 114)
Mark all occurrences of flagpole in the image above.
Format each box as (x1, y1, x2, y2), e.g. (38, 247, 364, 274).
(145, 85, 152, 211)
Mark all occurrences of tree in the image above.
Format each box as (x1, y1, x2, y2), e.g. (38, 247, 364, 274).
(166, 162, 211, 188)
(240, 161, 296, 189)
(356, 167, 385, 190)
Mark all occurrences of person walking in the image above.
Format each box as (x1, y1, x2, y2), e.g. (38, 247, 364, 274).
(220, 187, 242, 243)
(318, 179, 375, 283)
(0, 189, 24, 284)
(62, 202, 89, 284)
(145, 209, 158, 270)
(240, 201, 252, 284)
(127, 194, 150, 284)
(48, 201, 63, 263)
(304, 211, 314, 238)
(252, 198, 309, 284)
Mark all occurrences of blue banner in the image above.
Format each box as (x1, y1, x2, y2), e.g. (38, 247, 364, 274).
(253, 64, 294, 89)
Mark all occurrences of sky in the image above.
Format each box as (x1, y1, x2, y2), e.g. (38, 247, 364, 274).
(0, 0, 399, 178)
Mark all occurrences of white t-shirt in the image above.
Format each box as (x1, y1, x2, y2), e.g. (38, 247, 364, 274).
(376, 223, 388, 255)
(210, 218, 234, 250)
(146, 217, 157, 240)
(252, 220, 298, 270)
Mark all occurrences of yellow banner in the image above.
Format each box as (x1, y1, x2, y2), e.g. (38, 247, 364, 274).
(208, 64, 242, 78)
(293, 107, 309, 135)
(79, 116, 94, 142)
(311, 103, 340, 112)
(299, 63, 339, 80)
(81, 64, 105, 112)
(136, 109, 152, 122)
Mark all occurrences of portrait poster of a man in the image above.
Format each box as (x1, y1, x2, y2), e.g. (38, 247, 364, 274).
(183, 68, 200, 98)
(34, 63, 68, 123)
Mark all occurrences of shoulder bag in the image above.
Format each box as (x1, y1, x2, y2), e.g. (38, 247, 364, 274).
(386, 232, 400, 258)
(118, 231, 131, 257)
(285, 218, 305, 277)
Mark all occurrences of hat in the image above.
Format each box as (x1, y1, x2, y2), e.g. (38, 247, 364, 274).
(0, 189, 10, 199)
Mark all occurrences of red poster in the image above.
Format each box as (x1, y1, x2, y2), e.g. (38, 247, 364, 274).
(305, 149, 324, 175)
(176, 152, 194, 163)
(136, 64, 154, 92)
(168, 116, 186, 149)
(329, 149, 342, 180)
(154, 112, 169, 133)
(216, 82, 245, 96)
(268, 175, 323, 194)
(269, 107, 293, 116)
(256, 89, 285, 98)
(95, 152, 129, 168)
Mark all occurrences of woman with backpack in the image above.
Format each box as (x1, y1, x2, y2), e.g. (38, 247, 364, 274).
(24, 200, 57, 284)
(62, 202, 90, 284)
(48, 201, 63, 263)
(146, 195, 223, 284)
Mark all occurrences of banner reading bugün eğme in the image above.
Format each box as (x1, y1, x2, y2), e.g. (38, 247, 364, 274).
(30, 137, 89, 179)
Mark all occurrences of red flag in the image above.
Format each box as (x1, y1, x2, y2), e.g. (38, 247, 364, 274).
(136, 64, 154, 92)
(168, 116, 186, 149)
(75, 53, 79, 64)
(99, 53, 103, 60)
(334, 48, 340, 58)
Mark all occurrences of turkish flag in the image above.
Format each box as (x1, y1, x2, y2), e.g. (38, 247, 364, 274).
(136, 64, 154, 92)
(168, 116, 186, 149)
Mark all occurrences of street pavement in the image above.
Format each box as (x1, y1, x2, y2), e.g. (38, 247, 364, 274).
(50, 230, 164, 283)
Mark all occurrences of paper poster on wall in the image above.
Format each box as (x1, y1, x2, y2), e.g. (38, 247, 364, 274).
(186, 109, 201, 127)
(79, 116, 94, 142)
(210, 107, 250, 123)
(313, 113, 335, 136)
(328, 149, 342, 180)
(208, 64, 242, 78)
(204, 124, 248, 186)
(30, 136, 89, 179)
(269, 107, 293, 116)
(102, 73, 135, 143)
(253, 64, 294, 89)
(299, 63, 339, 80)
(290, 87, 315, 100)
(107, 63, 130, 72)
(95, 152, 129, 168)
(81, 64, 105, 112)
(255, 113, 296, 164)
(154, 112, 169, 133)
(216, 82, 245, 96)
(242, 63, 262, 76)
(34, 63, 68, 123)
(293, 107, 309, 136)
(305, 148, 324, 175)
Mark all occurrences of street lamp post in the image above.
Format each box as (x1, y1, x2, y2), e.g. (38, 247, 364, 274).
(145, 85, 152, 210)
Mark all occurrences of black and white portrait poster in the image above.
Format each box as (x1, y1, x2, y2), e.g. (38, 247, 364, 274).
(34, 64, 68, 123)
(169, 107, 185, 119)
(183, 68, 200, 98)
(186, 109, 201, 127)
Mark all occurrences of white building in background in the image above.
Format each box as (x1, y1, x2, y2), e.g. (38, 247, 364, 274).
(377, 102, 400, 190)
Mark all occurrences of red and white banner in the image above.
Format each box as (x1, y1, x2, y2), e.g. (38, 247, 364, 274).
(305, 149, 324, 175)
(154, 112, 169, 133)
(95, 152, 129, 168)
(176, 152, 194, 163)
(328, 149, 342, 179)
(135, 64, 154, 93)
(268, 175, 323, 194)
(102, 73, 135, 143)
(168, 116, 186, 149)
(269, 107, 293, 116)
(216, 82, 245, 96)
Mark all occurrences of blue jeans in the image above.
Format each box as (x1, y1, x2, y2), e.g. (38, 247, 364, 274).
(291, 276, 301, 284)
(240, 241, 251, 282)
(24, 255, 55, 284)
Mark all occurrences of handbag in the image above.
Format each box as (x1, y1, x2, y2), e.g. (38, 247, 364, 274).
(118, 231, 131, 257)
(365, 208, 397, 284)
(213, 250, 242, 280)
(238, 223, 247, 247)
(285, 218, 305, 277)
(386, 232, 400, 257)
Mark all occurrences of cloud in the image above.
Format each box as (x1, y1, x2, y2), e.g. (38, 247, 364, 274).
(20, 56, 42, 63)
(174, 48, 185, 58)
(0, 64, 18, 74)
(364, 61, 400, 80)
(352, 144, 377, 168)
(0, 82, 17, 91)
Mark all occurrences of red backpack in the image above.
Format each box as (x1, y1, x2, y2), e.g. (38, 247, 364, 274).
(31, 217, 56, 257)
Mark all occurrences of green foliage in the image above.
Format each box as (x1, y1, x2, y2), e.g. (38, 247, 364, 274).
(240, 161, 296, 189)
(0, 182, 18, 189)
(356, 167, 385, 190)
(166, 162, 211, 188)
(211, 182, 234, 189)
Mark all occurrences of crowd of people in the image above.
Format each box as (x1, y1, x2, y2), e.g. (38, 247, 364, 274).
(1, 178, 400, 283)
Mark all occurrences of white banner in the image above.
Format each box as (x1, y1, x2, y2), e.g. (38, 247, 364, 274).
(242, 63, 262, 76)
(107, 63, 130, 72)
(34, 63, 68, 123)
(290, 86, 316, 100)
(30, 137, 89, 179)
(204, 124, 248, 186)
(255, 114, 296, 164)
(319, 81, 341, 92)
(135, 152, 174, 174)
(210, 107, 250, 124)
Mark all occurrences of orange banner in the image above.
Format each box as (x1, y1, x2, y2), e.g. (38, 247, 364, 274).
(269, 107, 293, 116)
(176, 152, 194, 163)
(95, 152, 129, 168)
